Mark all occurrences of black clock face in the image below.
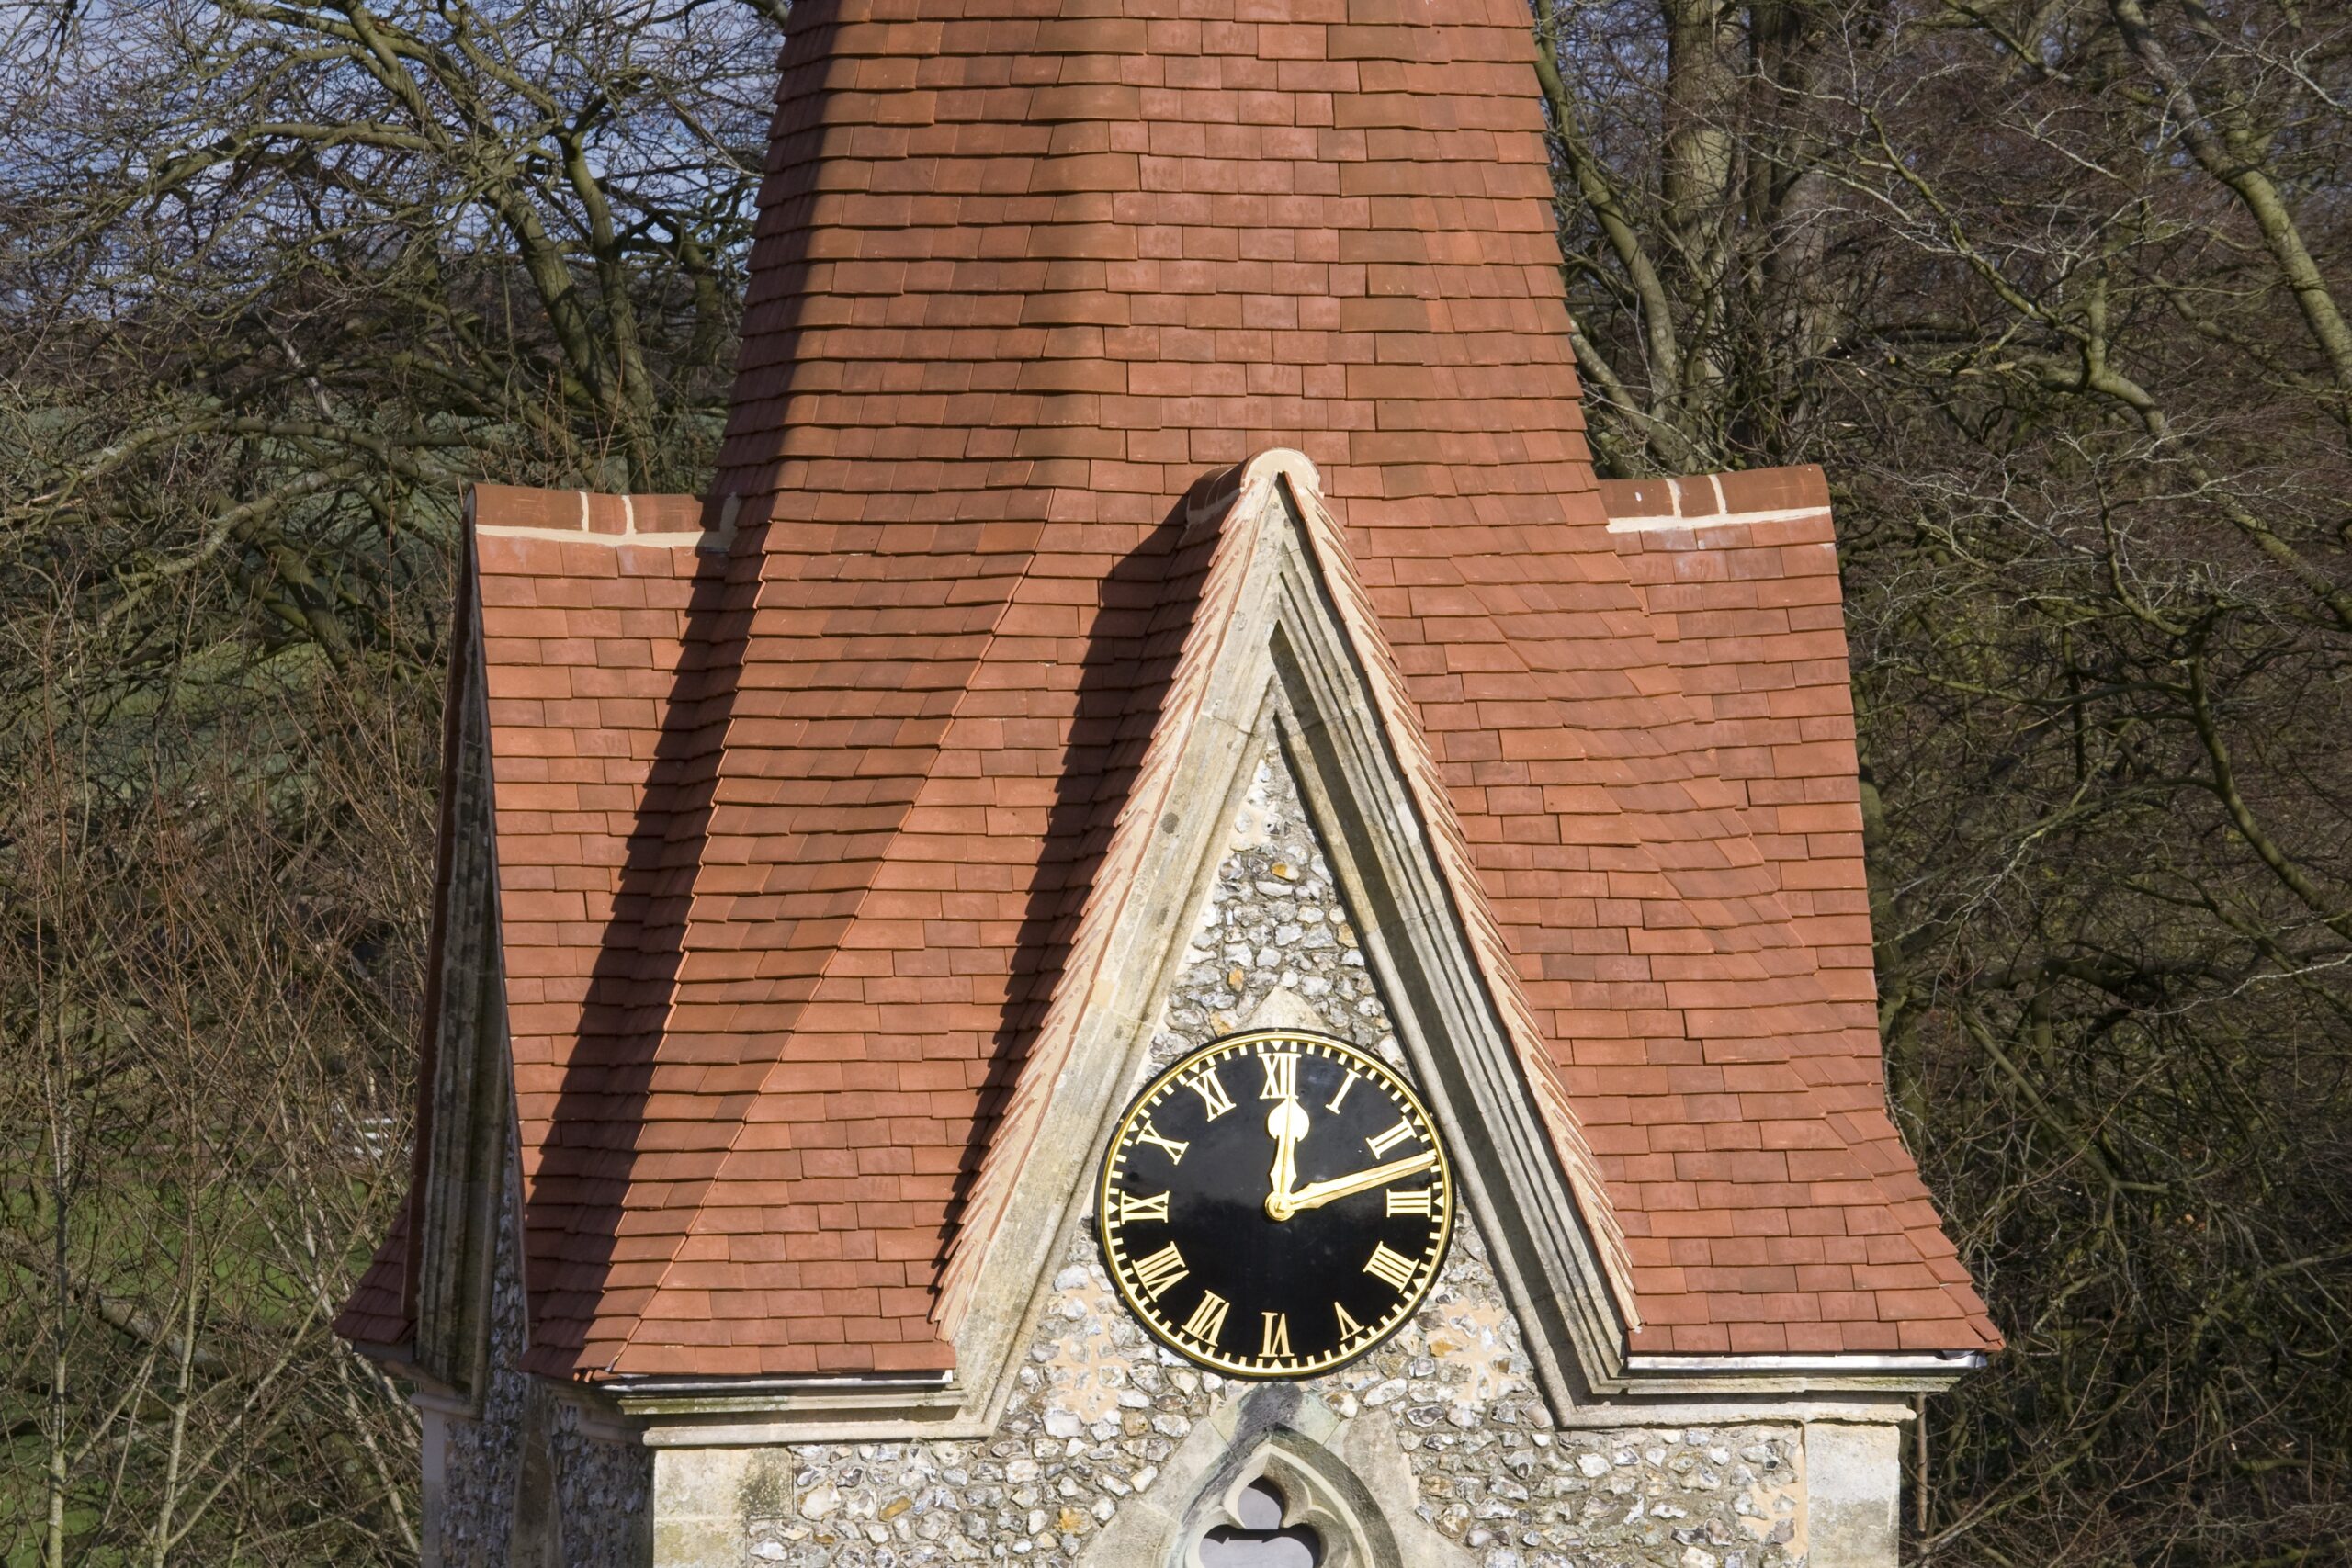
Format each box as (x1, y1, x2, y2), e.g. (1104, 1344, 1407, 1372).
(1098, 1030, 1454, 1378)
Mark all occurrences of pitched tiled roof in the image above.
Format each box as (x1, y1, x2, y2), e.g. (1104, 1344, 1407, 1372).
(338, 0, 1997, 1374)
(1596, 468, 1992, 1353)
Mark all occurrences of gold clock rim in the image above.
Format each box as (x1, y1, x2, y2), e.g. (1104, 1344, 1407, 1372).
(1095, 1028, 1457, 1380)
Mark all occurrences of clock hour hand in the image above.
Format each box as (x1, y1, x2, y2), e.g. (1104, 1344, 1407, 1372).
(1282, 1149, 1439, 1213)
(1263, 1099, 1310, 1222)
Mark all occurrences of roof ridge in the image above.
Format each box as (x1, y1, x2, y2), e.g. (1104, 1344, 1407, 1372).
(597, 532, 1046, 1373)
(929, 479, 1250, 1329)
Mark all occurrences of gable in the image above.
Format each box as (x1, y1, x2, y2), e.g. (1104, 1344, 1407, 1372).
(1122, 735, 1565, 1404)
(333, 550, 506, 1392)
(929, 452, 1639, 1427)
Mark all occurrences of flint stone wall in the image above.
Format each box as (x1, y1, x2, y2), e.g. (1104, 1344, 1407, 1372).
(428, 1170, 652, 1567)
(725, 1223, 1802, 1568)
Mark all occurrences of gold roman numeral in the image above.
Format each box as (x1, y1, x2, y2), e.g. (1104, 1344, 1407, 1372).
(1365, 1117, 1418, 1158)
(1325, 1071, 1356, 1112)
(1334, 1301, 1365, 1340)
(1261, 1312, 1292, 1359)
(1363, 1241, 1419, 1292)
(1385, 1187, 1434, 1217)
(1259, 1050, 1299, 1101)
(1119, 1190, 1170, 1224)
(1131, 1243, 1189, 1299)
(1182, 1291, 1230, 1346)
(1135, 1119, 1188, 1164)
(1182, 1066, 1235, 1121)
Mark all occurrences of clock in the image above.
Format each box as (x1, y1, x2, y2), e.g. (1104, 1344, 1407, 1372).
(1098, 1029, 1455, 1377)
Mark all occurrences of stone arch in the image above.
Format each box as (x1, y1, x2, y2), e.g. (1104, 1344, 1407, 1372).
(1069, 1344, 1472, 1568)
(1194, 1476, 1320, 1566)
(1178, 1430, 1392, 1568)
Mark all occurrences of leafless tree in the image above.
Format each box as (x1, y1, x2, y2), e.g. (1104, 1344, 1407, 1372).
(0, 3, 781, 1562)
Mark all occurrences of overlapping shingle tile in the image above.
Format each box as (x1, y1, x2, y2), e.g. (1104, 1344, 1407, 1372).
(340, 0, 1996, 1375)
(1598, 468, 1990, 1352)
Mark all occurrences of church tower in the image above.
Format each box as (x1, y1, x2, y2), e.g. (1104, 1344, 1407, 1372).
(338, 0, 1999, 1562)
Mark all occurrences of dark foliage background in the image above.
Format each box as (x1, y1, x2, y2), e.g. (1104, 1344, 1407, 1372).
(2, 0, 2345, 1562)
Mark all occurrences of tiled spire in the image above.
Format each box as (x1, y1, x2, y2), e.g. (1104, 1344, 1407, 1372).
(713, 0, 1598, 536)
(378, 0, 2000, 1382)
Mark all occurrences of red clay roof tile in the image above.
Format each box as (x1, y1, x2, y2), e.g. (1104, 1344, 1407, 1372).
(341, 0, 1996, 1377)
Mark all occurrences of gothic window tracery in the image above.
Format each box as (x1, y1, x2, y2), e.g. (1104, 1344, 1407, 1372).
(1196, 1476, 1323, 1566)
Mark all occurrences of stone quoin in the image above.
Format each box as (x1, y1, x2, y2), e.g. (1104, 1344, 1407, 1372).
(335, 0, 2001, 1562)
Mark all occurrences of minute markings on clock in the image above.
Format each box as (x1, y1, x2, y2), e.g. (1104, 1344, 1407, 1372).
(1098, 1031, 1455, 1378)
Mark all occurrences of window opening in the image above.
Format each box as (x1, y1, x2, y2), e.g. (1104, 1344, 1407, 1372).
(1198, 1477, 1322, 1567)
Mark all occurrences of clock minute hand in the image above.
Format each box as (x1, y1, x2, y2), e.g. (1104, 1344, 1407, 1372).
(1283, 1149, 1439, 1213)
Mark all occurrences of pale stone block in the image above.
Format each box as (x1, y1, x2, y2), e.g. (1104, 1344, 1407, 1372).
(652, 1448, 758, 1568)
(1804, 1421, 1902, 1567)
